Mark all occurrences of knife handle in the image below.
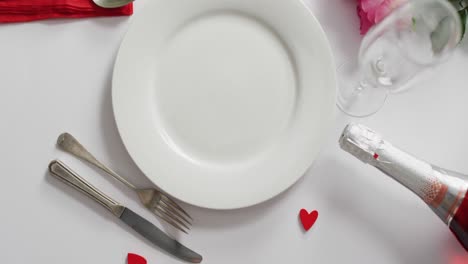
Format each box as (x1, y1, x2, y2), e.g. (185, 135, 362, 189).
(48, 160, 125, 217)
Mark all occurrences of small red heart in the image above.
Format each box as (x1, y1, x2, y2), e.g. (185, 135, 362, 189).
(128, 253, 147, 264)
(299, 209, 318, 231)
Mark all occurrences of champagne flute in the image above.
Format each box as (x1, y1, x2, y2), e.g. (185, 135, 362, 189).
(337, 0, 462, 117)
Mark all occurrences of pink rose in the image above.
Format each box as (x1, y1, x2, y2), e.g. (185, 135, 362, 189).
(357, 0, 407, 35)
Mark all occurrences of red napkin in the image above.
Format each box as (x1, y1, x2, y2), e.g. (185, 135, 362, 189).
(0, 0, 133, 23)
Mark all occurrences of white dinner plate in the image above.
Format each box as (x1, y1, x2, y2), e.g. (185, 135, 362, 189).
(112, 0, 336, 209)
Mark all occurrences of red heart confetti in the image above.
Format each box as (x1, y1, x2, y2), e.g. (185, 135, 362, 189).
(128, 253, 147, 264)
(299, 209, 318, 231)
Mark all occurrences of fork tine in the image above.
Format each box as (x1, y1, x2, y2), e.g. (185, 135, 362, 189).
(159, 199, 191, 225)
(154, 203, 191, 231)
(152, 208, 189, 234)
(160, 194, 193, 220)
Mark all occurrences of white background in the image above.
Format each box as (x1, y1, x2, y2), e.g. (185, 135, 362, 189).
(1, 0, 468, 263)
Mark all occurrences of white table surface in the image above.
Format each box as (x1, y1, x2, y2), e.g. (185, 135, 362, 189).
(1, 0, 468, 263)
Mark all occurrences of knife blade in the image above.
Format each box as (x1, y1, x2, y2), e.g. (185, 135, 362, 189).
(120, 208, 202, 263)
(48, 160, 202, 263)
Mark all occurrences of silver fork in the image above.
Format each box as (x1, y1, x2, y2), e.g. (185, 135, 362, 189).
(56, 132, 192, 233)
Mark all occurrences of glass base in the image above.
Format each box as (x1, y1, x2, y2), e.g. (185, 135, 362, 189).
(336, 61, 389, 117)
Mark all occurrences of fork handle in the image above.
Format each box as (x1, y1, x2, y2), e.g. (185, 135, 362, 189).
(49, 160, 125, 217)
(57, 133, 137, 190)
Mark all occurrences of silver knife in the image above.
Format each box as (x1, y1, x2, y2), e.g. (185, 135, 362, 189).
(48, 160, 202, 263)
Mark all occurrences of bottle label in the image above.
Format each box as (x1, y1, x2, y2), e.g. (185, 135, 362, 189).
(421, 171, 447, 207)
(372, 141, 447, 204)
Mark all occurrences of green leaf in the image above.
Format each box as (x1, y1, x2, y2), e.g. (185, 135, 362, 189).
(448, 0, 468, 40)
(458, 8, 467, 40)
(449, 0, 468, 11)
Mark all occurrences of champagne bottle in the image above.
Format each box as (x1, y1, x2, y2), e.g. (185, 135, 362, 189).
(339, 123, 468, 251)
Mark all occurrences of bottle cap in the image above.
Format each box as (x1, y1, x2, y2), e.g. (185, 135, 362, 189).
(339, 123, 383, 164)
